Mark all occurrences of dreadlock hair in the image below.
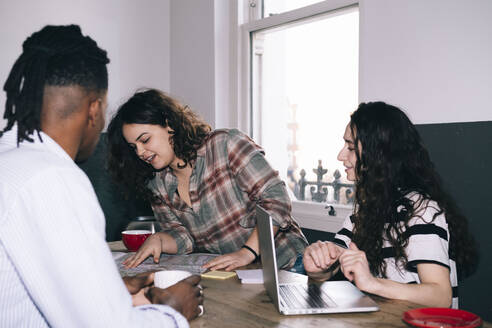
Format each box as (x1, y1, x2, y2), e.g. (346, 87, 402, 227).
(349, 102, 477, 280)
(2, 24, 110, 145)
(107, 89, 211, 204)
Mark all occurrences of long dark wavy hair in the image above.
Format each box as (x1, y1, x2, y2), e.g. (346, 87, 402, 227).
(349, 102, 477, 280)
(107, 89, 211, 203)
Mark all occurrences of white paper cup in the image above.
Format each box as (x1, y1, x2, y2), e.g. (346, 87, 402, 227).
(154, 270, 193, 289)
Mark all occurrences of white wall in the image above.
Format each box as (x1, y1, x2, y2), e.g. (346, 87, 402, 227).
(0, 0, 171, 130)
(169, 0, 237, 129)
(3, 0, 490, 130)
(170, 0, 216, 127)
(213, 0, 234, 129)
(359, 0, 492, 124)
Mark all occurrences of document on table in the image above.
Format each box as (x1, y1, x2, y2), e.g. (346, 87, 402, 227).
(236, 269, 263, 284)
(235, 269, 308, 284)
(112, 252, 219, 276)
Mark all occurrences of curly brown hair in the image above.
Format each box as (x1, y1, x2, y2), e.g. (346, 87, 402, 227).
(107, 89, 211, 203)
(349, 102, 477, 280)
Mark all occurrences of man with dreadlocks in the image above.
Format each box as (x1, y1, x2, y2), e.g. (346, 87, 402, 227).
(0, 25, 203, 327)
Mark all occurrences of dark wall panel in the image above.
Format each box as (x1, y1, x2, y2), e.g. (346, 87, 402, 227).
(78, 134, 153, 241)
(416, 121, 492, 320)
(301, 228, 334, 245)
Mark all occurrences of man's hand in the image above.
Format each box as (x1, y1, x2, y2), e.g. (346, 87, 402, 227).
(146, 275, 204, 321)
(202, 248, 255, 271)
(123, 272, 155, 306)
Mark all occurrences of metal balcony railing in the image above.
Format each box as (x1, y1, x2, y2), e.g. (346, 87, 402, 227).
(290, 160, 354, 204)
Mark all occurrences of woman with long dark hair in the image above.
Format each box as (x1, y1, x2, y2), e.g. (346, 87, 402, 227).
(303, 102, 477, 308)
(107, 89, 307, 271)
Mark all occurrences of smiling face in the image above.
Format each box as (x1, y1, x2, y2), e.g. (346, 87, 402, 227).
(122, 123, 178, 170)
(337, 123, 358, 182)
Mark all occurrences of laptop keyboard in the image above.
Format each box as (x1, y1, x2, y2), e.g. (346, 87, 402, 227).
(279, 284, 337, 309)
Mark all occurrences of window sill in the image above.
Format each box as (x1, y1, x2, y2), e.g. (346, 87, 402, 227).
(291, 200, 352, 233)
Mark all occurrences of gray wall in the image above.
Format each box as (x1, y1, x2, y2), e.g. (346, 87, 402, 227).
(169, 0, 234, 128)
(170, 0, 216, 125)
(359, 0, 492, 123)
(0, 0, 171, 130)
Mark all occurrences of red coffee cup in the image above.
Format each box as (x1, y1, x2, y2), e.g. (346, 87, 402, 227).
(122, 230, 152, 252)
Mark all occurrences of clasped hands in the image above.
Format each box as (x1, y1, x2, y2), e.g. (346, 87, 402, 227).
(303, 241, 379, 293)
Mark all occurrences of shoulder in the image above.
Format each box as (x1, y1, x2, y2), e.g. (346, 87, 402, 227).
(205, 128, 252, 143)
(400, 192, 449, 243)
(223, 129, 262, 152)
(0, 148, 94, 224)
(404, 192, 447, 227)
(2, 146, 67, 172)
(0, 147, 89, 195)
(333, 214, 355, 247)
(201, 129, 262, 154)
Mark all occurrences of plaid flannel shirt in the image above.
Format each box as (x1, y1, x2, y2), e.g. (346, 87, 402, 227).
(148, 129, 307, 269)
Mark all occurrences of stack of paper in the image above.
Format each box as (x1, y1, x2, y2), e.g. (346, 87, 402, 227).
(235, 269, 309, 284)
(235, 269, 263, 284)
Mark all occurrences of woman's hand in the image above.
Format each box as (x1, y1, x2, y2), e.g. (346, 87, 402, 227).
(339, 242, 378, 292)
(123, 232, 166, 268)
(339, 243, 452, 307)
(303, 241, 343, 274)
(202, 248, 255, 271)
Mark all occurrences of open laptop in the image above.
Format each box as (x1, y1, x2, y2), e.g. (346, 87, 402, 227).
(256, 205, 379, 315)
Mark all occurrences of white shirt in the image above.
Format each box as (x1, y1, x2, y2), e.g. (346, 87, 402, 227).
(334, 193, 458, 309)
(0, 128, 189, 327)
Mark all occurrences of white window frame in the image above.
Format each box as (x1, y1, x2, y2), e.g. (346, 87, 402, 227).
(238, 0, 359, 233)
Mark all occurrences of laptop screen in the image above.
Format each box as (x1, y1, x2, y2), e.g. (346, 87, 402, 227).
(256, 205, 380, 315)
(256, 205, 282, 310)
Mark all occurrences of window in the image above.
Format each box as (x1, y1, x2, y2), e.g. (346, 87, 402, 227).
(241, 1, 359, 232)
(263, 0, 326, 16)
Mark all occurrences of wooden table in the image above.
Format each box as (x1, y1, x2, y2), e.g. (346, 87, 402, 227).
(109, 242, 491, 328)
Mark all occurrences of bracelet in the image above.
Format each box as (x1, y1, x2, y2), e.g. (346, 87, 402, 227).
(242, 245, 259, 262)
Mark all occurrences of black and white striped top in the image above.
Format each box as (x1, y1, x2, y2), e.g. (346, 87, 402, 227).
(333, 192, 458, 308)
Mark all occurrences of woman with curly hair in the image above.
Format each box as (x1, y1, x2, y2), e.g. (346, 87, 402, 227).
(107, 89, 307, 271)
(303, 102, 477, 308)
